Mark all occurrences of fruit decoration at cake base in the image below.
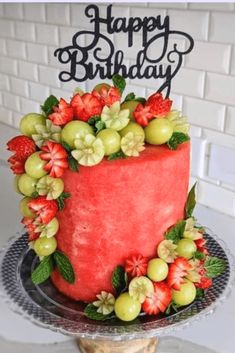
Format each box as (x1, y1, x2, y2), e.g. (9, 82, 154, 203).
(6, 74, 225, 323)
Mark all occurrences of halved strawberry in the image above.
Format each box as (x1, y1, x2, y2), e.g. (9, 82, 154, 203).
(92, 86, 121, 107)
(28, 196, 58, 224)
(125, 254, 148, 277)
(195, 276, 213, 289)
(7, 155, 25, 175)
(48, 98, 73, 126)
(167, 257, 192, 290)
(40, 141, 68, 178)
(133, 103, 154, 127)
(71, 93, 103, 121)
(146, 92, 172, 117)
(195, 238, 209, 255)
(7, 135, 37, 160)
(142, 282, 172, 315)
(21, 217, 39, 241)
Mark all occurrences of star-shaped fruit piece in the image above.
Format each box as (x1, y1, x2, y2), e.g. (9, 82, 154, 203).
(40, 141, 68, 178)
(32, 119, 61, 148)
(71, 134, 105, 167)
(121, 132, 145, 157)
(28, 196, 58, 225)
(36, 175, 64, 200)
(146, 92, 172, 117)
(48, 98, 73, 126)
(133, 103, 154, 127)
(166, 110, 189, 134)
(125, 254, 148, 277)
(183, 218, 203, 240)
(71, 93, 103, 122)
(142, 281, 172, 315)
(129, 276, 154, 303)
(93, 291, 115, 315)
(92, 86, 121, 107)
(167, 257, 192, 290)
(157, 240, 178, 263)
(101, 101, 130, 131)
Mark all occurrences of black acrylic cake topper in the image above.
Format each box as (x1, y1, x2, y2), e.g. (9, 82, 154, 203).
(54, 4, 194, 98)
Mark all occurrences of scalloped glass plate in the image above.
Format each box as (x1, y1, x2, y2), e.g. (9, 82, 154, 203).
(0, 230, 234, 341)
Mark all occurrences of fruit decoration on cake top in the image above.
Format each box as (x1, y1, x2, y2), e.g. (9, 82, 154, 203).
(6, 74, 226, 322)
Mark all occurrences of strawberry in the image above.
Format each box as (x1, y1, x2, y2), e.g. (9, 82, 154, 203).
(8, 155, 25, 175)
(195, 238, 209, 255)
(92, 86, 121, 107)
(48, 98, 74, 126)
(133, 103, 154, 127)
(146, 92, 172, 117)
(71, 93, 103, 121)
(167, 257, 192, 290)
(195, 276, 213, 289)
(28, 196, 58, 225)
(125, 254, 148, 277)
(40, 141, 68, 178)
(142, 282, 172, 315)
(22, 217, 39, 241)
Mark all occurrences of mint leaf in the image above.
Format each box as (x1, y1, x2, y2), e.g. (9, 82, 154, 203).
(196, 288, 205, 300)
(53, 251, 75, 284)
(124, 92, 135, 102)
(204, 256, 226, 278)
(84, 304, 112, 321)
(31, 256, 54, 285)
(193, 251, 206, 261)
(167, 132, 190, 150)
(185, 183, 197, 218)
(95, 119, 106, 133)
(61, 141, 72, 152)
(135, 97, 146, 104)
(41, 95, 59, 116)
(57, 192, 71, 211)
(31, 191, 39, 198)
(165, 301, 181, 315)
(112, 74, 126, 94)
(88, 115, 101, 126)
(108, 150, 126, 161)
(165, 220, 186, 244)
(68, 155, 79, 172)
(112, 265, 128, 294)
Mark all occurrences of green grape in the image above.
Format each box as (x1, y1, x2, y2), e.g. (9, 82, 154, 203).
(20, 113, 46, 137)
(144, 119, 173, 145)
(18, 173, 38, 196)
(147, 258, 169, 282)
(176, 239, 197, 259)
(14, 175, 22, 194)
(25, 152, 47, 179)
(119, 122, 145, 140)
(93, 83, 111, 93)
(34, 236, 57, 257)
(97, 129, 121, 156)
(121, 101, 139, 120)
(114, 292, 141, 322)
(172, 279, 196, 306)
(19, 197, 35, 218)
(61, 121, 94, 148)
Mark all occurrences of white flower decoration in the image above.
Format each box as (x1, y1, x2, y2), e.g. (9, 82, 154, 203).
(121, 132, 145, 157)
(93, 291, 115, 315)
(187, 259, 202, 283)
(71, 134, 105, 167)
(183, 217, 203, 240)
(166, 110, 189, 134)
(32, 119, 61, 147)
(101, 101, 130, 131)
(36, 176, 64, 200)
(37, 217, 59, 238)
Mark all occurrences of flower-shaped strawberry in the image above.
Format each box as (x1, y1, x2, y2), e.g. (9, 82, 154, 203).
(133, 103, 154, 127)
(7, 135, 37, 174)
(92, 86, 121, 107)
(48, 98, 73, 126)
(70, 93, 103, 121)
(195, 238, 209, 255)
(195, 276, 213, 289)
(142, 281, 172, 315)
(40, 141, 68, 178)
(146, 92, 172, 117)
(125, 254, 148, 277)
(28, 196, 58, 224)
(22, 217, 40, 241)
(167, 257, 192, 290)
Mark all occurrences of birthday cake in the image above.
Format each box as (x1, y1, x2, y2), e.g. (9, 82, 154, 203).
(7, 76, 225, 322)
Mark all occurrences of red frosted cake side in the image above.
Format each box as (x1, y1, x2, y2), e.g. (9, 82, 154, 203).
(51, 142, 190, 302)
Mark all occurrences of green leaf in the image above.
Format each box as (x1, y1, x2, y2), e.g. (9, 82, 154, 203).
(112, 74, 126, 94)
(31, 256, 54, 285)
(61, 141, 72, 152)
(107, 150, 126, 161)
(165, 301, 181, 315)
(41, 95, 59, 116)
(196, 288, 205, 300)
(165, 220, 186, 244)
(204, 256, 226, 278)
(84, 304, 112, 321)
(167, 132, 190, 151)
(31, 191, 39, 198)
(68, 155, 79, 172)
(124, 92, 136, 102)
(56, 192, 71, 211)
(95, 119, 106, 133)
(112, 265, 128, 294)
(185, 183, 197, 218)
(135, 97, 146, 104)
(53, 251, 75, 284)
(88, 115, 101, 126)
(193, 251, 206, 261)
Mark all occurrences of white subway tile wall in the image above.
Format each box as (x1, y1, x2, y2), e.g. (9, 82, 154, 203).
(0, 2, 235, 217)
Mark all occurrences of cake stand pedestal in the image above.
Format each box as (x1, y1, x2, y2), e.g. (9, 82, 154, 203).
(0, 230, 234, 353)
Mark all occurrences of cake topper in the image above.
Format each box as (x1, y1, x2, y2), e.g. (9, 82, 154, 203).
(55, 4, 194, 97)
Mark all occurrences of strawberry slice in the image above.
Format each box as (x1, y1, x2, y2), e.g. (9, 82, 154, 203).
(195, 238, 209, 255)
(146, 92, 172, 117)
(40, 141, 68, 178)
(71, 93, 103, 121)
(167, 257, 192, 290)
(195, 276, 213, 289)
(28, 196, 58, 224)
(7, 155, 25, 175)
(48, 98, 74, 126)
(133, 103, 154, 127)
(125, 254, 148, 277)
(21, 217, 40, 241)
(142, 282, 172, 315)
(92, 86, 121, 107)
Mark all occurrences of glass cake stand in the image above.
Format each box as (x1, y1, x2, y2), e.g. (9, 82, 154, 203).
(0, 229, 234, 353)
